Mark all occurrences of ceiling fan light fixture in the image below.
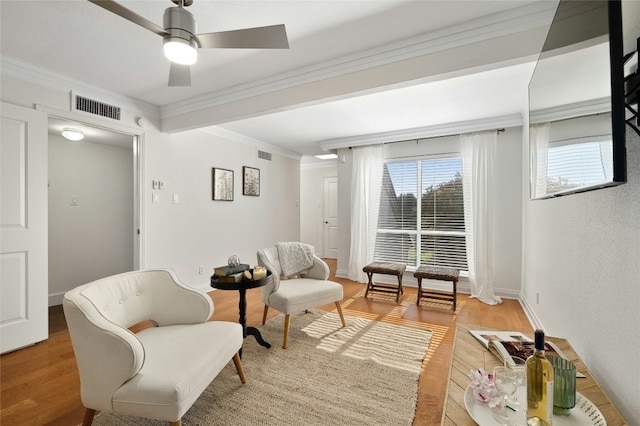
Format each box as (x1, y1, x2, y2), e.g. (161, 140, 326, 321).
(61, 128, 85, 141)
(163, 37, 198, 65)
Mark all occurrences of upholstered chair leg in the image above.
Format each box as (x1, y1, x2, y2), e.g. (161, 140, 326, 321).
(335, 302, 346, 327)
(169, 420, 182, 426)
(282, 314, 291, 349)
(262, 305, 269, 325)
(82, 408, 96, 426)
(232, 352, 247, 384)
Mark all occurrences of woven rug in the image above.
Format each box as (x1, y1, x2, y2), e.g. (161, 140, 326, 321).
(89, 309, 432, 426)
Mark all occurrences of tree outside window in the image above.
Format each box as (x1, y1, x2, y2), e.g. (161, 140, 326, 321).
(374, 157, 468, 271)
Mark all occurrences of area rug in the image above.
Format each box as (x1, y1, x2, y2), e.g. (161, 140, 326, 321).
(89, 310, 432, 426)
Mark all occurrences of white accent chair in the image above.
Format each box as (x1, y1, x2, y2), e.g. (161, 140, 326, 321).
(63, 269, 246, 426)
(257, 246, 346, 349)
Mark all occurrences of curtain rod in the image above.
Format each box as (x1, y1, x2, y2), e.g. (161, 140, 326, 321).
(347, 128, 506, 149)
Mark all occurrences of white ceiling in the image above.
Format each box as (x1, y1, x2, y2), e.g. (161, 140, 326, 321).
(0, 0, 558, 157)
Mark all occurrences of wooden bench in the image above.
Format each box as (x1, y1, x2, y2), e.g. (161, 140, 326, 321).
(362, 262, 406, 302)
(413, 266, 459, 311)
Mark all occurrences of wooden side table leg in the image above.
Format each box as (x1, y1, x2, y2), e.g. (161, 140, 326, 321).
(416, 278, 422, 305)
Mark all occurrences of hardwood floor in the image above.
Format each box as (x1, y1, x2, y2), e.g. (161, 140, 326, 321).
(0, 260, 531, 425)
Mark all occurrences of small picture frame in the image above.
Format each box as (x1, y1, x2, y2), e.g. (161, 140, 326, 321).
(212, 168, 234, 201)
(243, 166, 260, 196)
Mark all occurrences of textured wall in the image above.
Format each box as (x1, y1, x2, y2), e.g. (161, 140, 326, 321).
(521, 3, 640, 422)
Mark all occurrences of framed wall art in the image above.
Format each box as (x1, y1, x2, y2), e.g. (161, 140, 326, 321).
(243, 166, 260, 196)
(212, 168, 234, 201)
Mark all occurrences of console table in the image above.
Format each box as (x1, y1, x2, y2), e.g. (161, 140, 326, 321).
(442, 322, 628, 425)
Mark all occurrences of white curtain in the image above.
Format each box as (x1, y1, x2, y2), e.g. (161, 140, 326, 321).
(348, 144, 384, 283)
(530, 123, 550, 199)
(461, 131, 501, 305)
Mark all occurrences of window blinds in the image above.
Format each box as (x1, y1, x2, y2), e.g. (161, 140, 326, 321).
(374, 157, 468, 271)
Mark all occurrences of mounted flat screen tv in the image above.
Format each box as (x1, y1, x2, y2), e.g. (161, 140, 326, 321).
(529, 0, 626, 199)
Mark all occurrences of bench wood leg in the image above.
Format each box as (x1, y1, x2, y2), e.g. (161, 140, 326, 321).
(415, 277, 457, 311)
(364, 273, 373, 298)
(452, 280, 457, 311)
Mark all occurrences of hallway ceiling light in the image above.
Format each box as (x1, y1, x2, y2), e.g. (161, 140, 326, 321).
(61, 128, 85, 141)
(314, 154, 337, 160)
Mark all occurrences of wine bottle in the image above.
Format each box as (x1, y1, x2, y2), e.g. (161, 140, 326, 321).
(526, 329, 554, 425)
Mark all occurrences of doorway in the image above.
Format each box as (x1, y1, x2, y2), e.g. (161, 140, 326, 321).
(47, 117, 140, 306)
(323, 176, 338, 259)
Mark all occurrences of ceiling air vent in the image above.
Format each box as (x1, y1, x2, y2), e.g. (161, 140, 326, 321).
(257, 150, 272, 161)
(73, 94, 121, 121)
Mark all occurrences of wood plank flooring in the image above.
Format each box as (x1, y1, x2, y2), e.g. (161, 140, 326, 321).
(0, 260, 530, 425)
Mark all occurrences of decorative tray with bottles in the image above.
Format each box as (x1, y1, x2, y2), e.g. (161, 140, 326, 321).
(463, 384, 606, 425)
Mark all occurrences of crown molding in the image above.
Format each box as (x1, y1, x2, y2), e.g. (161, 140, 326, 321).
(319, 114, 524, 150)
(198, 126, 302, 161)
(159, 1, 557, 120)
(529, 97, 611, 124)
(0, 56, 160, 119)
(300, 159, 338, 170)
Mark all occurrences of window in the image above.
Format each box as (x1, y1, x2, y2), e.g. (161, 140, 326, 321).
(374, 156, 468, 271)
(546, 137, 613, 195)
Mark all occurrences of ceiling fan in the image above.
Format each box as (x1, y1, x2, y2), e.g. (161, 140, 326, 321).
(88, 0, 289, 86)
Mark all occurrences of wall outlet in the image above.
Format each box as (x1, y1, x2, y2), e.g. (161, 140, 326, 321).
(536, 291, 540, 305)
(198, 265, 204, 275)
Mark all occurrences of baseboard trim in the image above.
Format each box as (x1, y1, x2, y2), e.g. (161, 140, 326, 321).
(48, 292, 65, 307)
(519, 295, 543, 330)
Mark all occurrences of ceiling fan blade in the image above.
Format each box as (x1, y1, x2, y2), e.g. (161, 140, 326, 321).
(196, 24, 289, 49)
(87, 0, 168, 37)
(168, 63, 191, 86)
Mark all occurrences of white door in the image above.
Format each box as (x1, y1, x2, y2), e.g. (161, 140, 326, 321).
(323, 176, 338, 259)
(1, 102, 48, 353)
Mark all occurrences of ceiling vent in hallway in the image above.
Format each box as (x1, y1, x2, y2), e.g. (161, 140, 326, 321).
(72, 93, 121, 121)
(257, 150, 272, 161)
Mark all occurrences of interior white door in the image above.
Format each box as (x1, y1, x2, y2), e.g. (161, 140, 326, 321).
(323, 176, 338, 259)
(1, 102, 48, 354)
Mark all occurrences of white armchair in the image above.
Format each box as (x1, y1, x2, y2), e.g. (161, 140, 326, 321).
(63, 269, 246, 426)
(257, 244, 346, 349)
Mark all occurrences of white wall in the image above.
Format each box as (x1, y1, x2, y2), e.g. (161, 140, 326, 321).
(48, 135, 134, 304)
(300, 163, 337, 257)
(142, 129, 300, 288)
(335, 128, 523, 295)
(522, 125, 640, 426)
(1, 74, 301, 294)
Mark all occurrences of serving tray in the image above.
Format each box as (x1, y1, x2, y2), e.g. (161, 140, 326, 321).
(463, 384, 606, 425)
